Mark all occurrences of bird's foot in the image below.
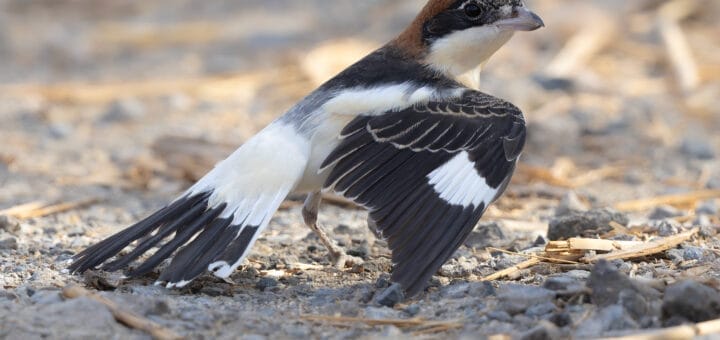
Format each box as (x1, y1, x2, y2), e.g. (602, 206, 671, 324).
(329, 250, 365, 269)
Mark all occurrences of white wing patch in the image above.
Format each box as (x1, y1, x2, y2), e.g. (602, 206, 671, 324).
(427, 151, 497, 208)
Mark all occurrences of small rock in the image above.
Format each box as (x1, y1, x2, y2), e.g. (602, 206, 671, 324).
(696, 200, 718, 215)
(101, 98, 145, 123)
(0, 215, 20, 233)
(255, 277, 279, 291)
(587, 260, 660, 321)
(547, 208, 629, 240)
(662, 280, 720, 324)
(404, 304, 421, 317)
(333, 224, 352, 235)
(526, 302, 557, 318)
(0, 237, 18, 250)
(468, 281, 496, 298)
(498, 284, 555, 315)
(649, 219, 682, 237)
(532, 75, 575, 92)
(519, 321, 562, 340)
(543, 275, 585, 293)
(487, 310, 513, 322)
(440, 282, 471, 299)
(648, 205, 682, 220)
(576, 305, 639, 337)
(464, 221, 509, 249)
(548, 312, 572, 327)
(49, 123, 72, 139)
(375, 283, 404, 307)
(680, 136, 715, 160)
(555, 191, 589, 216)
(682, 246, 706, 261)
(364, 306, 398, 319)
(30, 290, 62, 305)
(695, 215, 713, 228)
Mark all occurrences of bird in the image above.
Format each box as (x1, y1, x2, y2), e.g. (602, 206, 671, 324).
(69, 0, 544, 298)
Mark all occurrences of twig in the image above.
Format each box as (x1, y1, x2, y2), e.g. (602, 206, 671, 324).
(601, 317, 720, 339)
(486, 247, 581, 265)
(582, 229, 697, 262)
(545, 15, 616, 78)
(61, 285, 183, 340)
(614, 190, 720, 212)
(481, 258, 541, 281)
(301, 314, 463, 331)
(0, 198, 101, 219)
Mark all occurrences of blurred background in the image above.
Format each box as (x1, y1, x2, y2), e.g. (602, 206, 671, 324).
(0, 0, 718, 220)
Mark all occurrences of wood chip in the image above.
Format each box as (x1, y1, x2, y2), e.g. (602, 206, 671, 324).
(62, 285, 183, 340)
(582, 229, 698, 262)
(0, 198, 101, 220)
(481, 258, 541, 281)
(601, 316, 720, 340)
(301, 314, 463, 332)
(614, 190, 720, 212)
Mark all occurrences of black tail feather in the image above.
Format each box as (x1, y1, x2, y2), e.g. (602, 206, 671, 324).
(68, 193, 209, 275)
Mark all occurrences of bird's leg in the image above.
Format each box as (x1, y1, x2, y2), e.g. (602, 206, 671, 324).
(302, 192, 364, 269)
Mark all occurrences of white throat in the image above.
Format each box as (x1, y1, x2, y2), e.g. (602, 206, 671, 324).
(425, 26, 514, 81)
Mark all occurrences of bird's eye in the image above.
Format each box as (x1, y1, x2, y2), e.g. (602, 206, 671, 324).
(464, 4, 482, 18)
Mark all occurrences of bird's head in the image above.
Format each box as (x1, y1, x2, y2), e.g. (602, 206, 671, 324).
(394, 0, 544, 77)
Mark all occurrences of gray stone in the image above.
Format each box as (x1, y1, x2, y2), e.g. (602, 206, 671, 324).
(464, 222, 509, 249)
(487, 310, 513, 322)
(648, 205, 682, 220)
(29, 290, 62, 305)
(519, 321, 562, 340)
(101, 98, 145, 123)
(649, 219, 682, 237)
(543, 275, 585, 293)
(662, 280, 720, 324)
(587, 260, 661, 321)
(547, 208, 629, 240)
(364, 306, 398, 319)
(525, 302, 557, 318)
(255, 277, 279, 291)
(375, 283, 404, 307)
(576, 305, 639, 337)
(0, 215, 21, 233)
(555, 191, 589, 216)
(680, 136, 715, 160)
(682, 246, 707, 261)
(498, 284, 555, 315)
(0, 237, 18, 250)
(404, 304, 421, 317)
(696, 200, 718, 215)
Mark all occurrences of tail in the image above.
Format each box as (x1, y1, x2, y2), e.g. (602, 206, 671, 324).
(69, 122, 310, 287)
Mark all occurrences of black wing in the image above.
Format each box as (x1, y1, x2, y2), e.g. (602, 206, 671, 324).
(321, 90, 526, 296)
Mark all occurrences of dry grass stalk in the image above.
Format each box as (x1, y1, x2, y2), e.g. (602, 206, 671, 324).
(546, 238, 644, 254)
(657, 0, 701, 92)
(301, 314, 463, 332)
(582, 229, 698, 262)
(62, 285, 183, 340)
(0, 198, 100, 220)
(545, 15, 617, 78)
(601, 316, 720, 340)
(481, 258, 541, 281)
(614, 190, 720, 212)
(486, 247, 580, 265)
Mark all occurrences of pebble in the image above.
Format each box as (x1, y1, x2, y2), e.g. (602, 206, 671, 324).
(649, 219, 682, 237)
(30, 290, 63, 305)
(0, 215, 20, 233)
(255, 277, 279, 291)
(497, 284, 555, 315)
(525, 302, 557, 318)
(576, 305, 639, 337)
(542, 275, 585, 293)
(518, 321, 562, 340)
(464, 222, 508, 249)
(663, 281, 720, 324)
(404, 304, 421, 317)
(364, 306, 397, 319)
(554, 191, 589, 216)
(547, 208, 629, 240)
(587, 260, 660, 321)
(680, 136, 715, 160)
(0, 237, 18, 250)
(648, 205, 682, 220)
(696, 200, 718, 215)
(375, 283, 404, 308)
(100, 98, 145, 123)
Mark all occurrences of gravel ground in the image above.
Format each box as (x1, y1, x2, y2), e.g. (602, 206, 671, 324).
(1, 0, 720, 338)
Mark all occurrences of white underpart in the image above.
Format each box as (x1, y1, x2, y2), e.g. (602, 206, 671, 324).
(426, 25, 514, 78)
(427, 151, 498, 208)
(181, 121, 310, 282)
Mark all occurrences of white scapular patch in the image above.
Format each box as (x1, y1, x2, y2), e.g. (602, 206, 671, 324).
(427, 151, 498, 208)
(426, 25, 514, 77)
(321, 83, 463, 117)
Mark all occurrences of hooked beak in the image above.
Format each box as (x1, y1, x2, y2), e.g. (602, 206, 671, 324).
(495, 7, 545, 32)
